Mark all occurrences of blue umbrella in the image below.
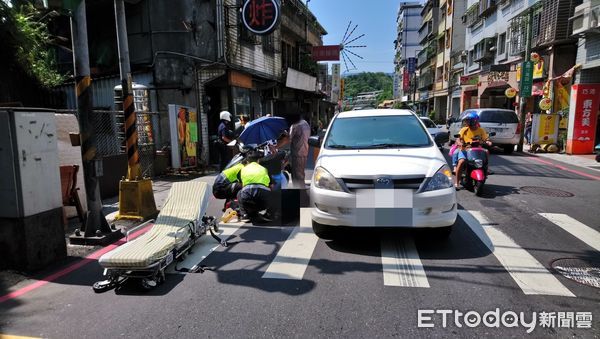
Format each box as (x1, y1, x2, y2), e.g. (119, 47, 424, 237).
(239, 116, 288, 145)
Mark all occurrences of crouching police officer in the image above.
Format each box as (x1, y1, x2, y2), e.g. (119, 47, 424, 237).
(237, 151, 276, 224)
(212, 162, 244, 200)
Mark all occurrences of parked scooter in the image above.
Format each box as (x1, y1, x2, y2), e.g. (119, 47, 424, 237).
(452, 132, 495, 196)
(595, 143, 600, 163)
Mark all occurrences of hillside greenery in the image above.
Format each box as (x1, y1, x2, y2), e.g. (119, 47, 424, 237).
(343, 72, 393, 104)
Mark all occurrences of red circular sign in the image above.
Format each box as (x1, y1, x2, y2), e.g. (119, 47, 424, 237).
(242, 0, 280, 35)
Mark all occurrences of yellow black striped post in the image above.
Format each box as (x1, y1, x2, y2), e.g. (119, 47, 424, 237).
(121, 78, 141, 180)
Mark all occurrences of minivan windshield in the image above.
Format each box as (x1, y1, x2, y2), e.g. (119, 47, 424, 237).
(479, 110, 519, 124)
(324, 115, 432, 149)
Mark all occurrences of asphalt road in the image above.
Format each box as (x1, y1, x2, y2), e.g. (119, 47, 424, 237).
(1, 147, 599, 338)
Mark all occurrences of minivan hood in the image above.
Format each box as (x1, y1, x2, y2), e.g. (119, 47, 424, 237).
(317, 146, 446, 178)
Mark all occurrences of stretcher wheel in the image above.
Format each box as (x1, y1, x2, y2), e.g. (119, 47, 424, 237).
(141, 278, 158, 290)
(92, 280, 115, 293)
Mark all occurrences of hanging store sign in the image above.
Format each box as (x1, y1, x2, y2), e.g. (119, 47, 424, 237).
(532, 113, 559, 144)
(460, 74, 479, 86)
(403, 70, 410, 91)
(567, 84, 600, 154)
(312, 45, 341, 61)
(241, 0, 280, 35)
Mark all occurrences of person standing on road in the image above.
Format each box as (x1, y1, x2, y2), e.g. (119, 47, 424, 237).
(289, 114, 311, 188)
(235, 115, 249, 138)
(525, 112, 533, 145)
(217, 111, 234, 171)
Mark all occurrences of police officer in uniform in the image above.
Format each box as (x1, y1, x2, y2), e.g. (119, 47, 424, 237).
(212, 162, 244, 200)
(217, 111, 234, 171)
(237, 151, 274, 224)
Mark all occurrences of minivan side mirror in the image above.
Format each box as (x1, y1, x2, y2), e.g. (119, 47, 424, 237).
(308, 136, 321, 148)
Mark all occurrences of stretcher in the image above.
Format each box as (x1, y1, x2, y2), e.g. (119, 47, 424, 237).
(93, 181, 225, 292)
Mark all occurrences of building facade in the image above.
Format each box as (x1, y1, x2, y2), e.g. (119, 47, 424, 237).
(394, 2, 423, 101)
(417, 0, 440, 118)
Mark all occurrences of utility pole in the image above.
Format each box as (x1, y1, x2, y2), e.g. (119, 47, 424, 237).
(517, 10, 534, 153)
(69, 0, 119, 244)
(114, 0, 157, 221)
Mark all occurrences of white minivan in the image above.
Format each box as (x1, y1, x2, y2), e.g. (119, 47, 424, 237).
(308, 109, 457, 239)
(448, 108, 521, 154)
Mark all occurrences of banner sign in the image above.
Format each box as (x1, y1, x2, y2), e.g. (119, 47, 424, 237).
(407, 57, 417, 74)
(460, 74, 479, 86)
(241, 0, 280, 35)
(520, 61, 534, 98)
(403, 70, 410, 91)
(169, 105, 198, 168)
(331, 64, 341, 104)
(566, 84, 600, 154)
(311, 45, 341, 61)
(532, 113, 559, 144)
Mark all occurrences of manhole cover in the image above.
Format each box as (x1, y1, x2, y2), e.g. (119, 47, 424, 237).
(519, 186, 574, 197)
(552, 258, 600, 289)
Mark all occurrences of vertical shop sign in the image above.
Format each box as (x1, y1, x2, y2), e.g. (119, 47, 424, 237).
(566, 84, 600, 154)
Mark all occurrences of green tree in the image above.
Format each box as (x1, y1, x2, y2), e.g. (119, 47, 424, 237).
(0, 1, 66, 87)
(343, 72, 393, 104)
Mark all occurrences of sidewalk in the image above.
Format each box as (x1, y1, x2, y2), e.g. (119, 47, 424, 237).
(523, 145, 600, 172)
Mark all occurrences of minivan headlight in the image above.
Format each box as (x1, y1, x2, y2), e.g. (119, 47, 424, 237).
(313, 167, 343, 192)
(421, 165, 453, 192)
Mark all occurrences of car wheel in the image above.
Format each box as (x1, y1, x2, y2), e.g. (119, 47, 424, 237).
(312, 221, 336, 239)
(503, 145, 515, 154)
(431, 226, 452, 239)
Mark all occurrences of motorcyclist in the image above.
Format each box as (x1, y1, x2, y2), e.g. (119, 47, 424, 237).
(237, 150, 276, 224)
(453, 112, 492, 189)
(212, 162, 244, 200)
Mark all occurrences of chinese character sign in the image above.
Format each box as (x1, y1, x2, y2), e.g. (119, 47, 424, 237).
(241, 0, 280, 35)
(566, 84, 600, 154)
(520, 61, 534, 98)
(311, 45, 341, 61)
(403, 70, 410, 91)
(331, 64, 341, 104)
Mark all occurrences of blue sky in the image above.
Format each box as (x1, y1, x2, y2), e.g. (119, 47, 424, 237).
(306, 0, 400, 75)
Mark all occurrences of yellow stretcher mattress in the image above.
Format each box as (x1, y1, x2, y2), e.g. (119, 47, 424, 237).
(99, 181, 210, 268)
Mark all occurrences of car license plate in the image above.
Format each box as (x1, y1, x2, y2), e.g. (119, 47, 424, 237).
(165, 252, 174, 267)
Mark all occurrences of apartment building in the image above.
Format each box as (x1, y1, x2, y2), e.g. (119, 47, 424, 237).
(394, 2, 423, 101)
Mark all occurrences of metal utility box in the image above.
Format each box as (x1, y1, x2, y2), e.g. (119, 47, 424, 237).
(0, 109, 62, 217)
(0, 109, 66, 271)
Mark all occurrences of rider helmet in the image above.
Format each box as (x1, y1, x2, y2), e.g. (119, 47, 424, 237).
(462, 112, 480, 127)
(219, 111, 232, 122)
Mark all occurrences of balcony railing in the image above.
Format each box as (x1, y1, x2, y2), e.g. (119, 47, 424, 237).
(418, 67, 434, 89)
(419, 21, 433, 43)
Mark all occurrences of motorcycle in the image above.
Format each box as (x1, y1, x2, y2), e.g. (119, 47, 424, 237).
(453, 132, 495, 196)
(595, 143, 600, 163)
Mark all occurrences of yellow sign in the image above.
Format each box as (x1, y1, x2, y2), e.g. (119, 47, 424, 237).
(539, 97, 552, 110)
(533, 60, 544, 79)
(505, 87, 517, 98)
(517, 60, 545, 81)
(535, 114, 558, 144)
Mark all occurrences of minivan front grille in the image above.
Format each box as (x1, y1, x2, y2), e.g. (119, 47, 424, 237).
(341, 176, 426, 191)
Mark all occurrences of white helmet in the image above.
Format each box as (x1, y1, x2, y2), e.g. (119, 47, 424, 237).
(219, 111, 232, 122)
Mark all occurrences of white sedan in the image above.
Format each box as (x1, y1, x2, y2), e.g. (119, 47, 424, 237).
(308, 109, 457, 239)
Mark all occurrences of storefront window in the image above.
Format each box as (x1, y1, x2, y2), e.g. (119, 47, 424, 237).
(232, 86, 251, 117)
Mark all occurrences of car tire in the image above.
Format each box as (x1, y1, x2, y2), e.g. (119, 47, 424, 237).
(312, 221, 336, 239)
(503, 145, 515, 154)
(432, 226, 452, 239)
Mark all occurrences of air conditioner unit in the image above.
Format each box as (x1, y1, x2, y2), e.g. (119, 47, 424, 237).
(571, 2, 600, 35)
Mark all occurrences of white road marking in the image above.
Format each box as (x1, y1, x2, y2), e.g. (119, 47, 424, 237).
(262, 208, 319, 280)
(380, 238, 430, 288)
(166, 221, 245, 274)
(459, 210, 575, 297)
(539, 213, 600, 252)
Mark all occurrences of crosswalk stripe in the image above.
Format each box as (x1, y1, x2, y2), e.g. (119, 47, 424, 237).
(166, 221, 245, 274)
(262, 208, 319, 280)
(459, 210, 575, 297)
(381, 237, 430, 288)
(539, 213, 600, 252)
